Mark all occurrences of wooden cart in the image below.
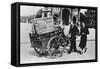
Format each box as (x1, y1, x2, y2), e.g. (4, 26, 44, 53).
(29, 8, 71, 59)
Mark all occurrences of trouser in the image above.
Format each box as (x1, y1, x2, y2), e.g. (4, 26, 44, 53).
(70, 36, 77, 52)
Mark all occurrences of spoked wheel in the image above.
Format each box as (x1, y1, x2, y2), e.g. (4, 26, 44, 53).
(33, 41, 46, 56)
(46, 36, 66, 59)
(34, 46, 46, 56)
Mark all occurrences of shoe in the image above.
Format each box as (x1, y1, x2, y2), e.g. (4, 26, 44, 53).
(79, 51, 83, 55)
(84, 48, 87, 53)
(73, 49, 77, 52)
(77, 50, 83, 55)
(67, 51, 71, 54)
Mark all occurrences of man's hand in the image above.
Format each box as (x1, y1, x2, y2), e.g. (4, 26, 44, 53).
(76, 35, 79, 38)
(82, 33, 85, 35)
(68, 34, 71, 37)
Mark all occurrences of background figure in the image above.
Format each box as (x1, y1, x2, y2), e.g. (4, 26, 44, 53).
(79, 22, 89, 53)
(68, 17, 79, 54)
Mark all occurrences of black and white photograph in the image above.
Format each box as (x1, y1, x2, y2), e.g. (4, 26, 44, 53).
(19, 4, 97, 64)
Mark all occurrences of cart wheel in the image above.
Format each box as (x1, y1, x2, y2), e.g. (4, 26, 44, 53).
(34, 46, 46, 56)
(46, 36, 65, 59)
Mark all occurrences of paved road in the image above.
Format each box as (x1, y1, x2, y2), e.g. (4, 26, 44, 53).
(20, 40, 95, 64)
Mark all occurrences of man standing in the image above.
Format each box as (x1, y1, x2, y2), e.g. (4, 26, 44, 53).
(68, 17, 79, 54)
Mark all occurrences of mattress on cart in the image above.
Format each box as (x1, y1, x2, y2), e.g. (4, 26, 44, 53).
(34, 17, 55, 34)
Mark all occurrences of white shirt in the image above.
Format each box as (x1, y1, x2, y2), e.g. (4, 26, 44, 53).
(64, 25, 70, 36)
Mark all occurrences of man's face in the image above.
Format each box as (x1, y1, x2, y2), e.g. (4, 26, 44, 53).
(71, 23, 74, 27)
(82, 22, 85, 28)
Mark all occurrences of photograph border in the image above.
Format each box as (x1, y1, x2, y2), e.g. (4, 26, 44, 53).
(11, 2, 98, 67)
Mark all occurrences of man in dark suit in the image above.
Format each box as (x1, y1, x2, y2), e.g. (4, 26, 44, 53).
(68, 17, 79, 54)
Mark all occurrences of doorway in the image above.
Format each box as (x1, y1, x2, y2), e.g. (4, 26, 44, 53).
(62, 9, 70, 25)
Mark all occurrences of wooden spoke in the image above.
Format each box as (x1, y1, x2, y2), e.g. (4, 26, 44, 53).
(46, 36, 65, 59)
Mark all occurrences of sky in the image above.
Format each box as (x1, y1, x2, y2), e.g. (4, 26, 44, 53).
(20, 6, 44, 16)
